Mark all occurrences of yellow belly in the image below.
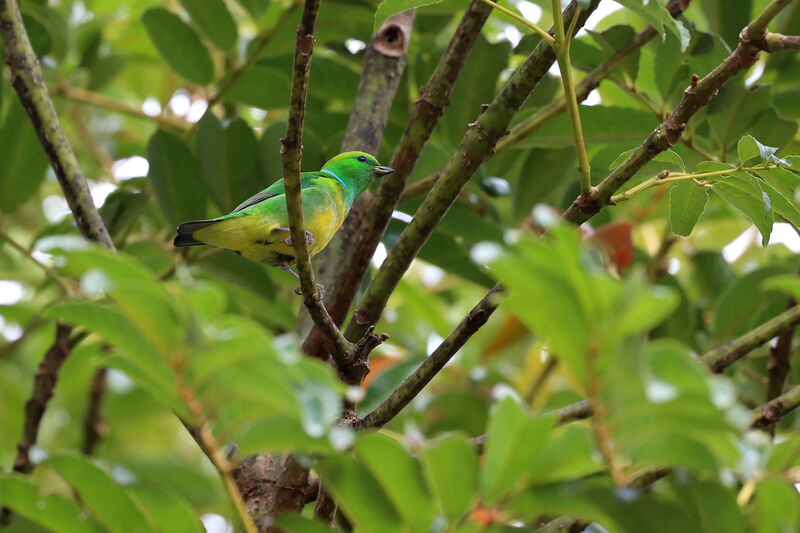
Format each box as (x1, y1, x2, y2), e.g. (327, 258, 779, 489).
(194, 196, 344, 264)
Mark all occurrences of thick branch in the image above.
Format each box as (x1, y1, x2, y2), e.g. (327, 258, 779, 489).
(345, 0, 600, 347)
(300, 10, 417, 357)
(562, 0, 796, 224)
(357, 286, 501, 428)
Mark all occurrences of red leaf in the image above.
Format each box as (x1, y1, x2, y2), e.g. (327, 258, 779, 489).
(591, 221, 634, 271)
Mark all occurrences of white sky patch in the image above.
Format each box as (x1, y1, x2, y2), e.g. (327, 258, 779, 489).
(371, 242, 387, 268)
(502, 25, 523, 47)
(89, 181, 117, 208)
(168, 89, 191, 116)
(106, 369, 135, 394)
(187, 100, 208, 122)
(141, 98, 161, 117)
(470, 241, 504, 264)
(577, 0, 624, 37)
(770, 223, 800, 252)
(201, 513, 234, 533)
(583, 88, 602, 106)
(31, 250, 54, 267)
(112, 156, 149, 181)
(249, 107, 267, 121)
(0, 280, 25, 306)
(745, 62, 765, 87)
(420, 264, 445, 287)
(668, 257, 681, 275)
(426, 332, 443, 356)
(345, 38, 366, 54)
(392, 210, 413, 223)
(42, 195, 71, 223)
(1, 320, 23, 342)
(515, 0, 542, 23)
(722, 226, 758, 263)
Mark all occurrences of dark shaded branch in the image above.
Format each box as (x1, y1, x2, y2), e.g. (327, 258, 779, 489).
(313, 485, 337, 525)
(765, 31, 800, 51)
(80, 367, 107, 455)
(497, 0, 691, 153)
(562, 0, 796, 225)
(345, 0, 600, 347)
(766, 294, 797, 406)
(357, 286, 502, 428)
(8, 324, 71, 475)
(752, 384, 800, 428)
(300, 10, 416, 358)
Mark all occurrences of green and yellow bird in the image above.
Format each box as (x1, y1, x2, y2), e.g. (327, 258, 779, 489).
(174, 151, 394, 282)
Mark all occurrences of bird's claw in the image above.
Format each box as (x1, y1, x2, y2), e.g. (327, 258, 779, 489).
(294, 282, 325, 298)
(285, 230, 315, 247)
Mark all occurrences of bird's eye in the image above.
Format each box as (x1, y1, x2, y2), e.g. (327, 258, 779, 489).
(357, 155, 367, 163)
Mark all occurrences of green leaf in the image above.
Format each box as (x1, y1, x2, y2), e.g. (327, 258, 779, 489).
(236, 415, 334, 455)
(196, 115, 264, 213)
(179, 0, 238, 51)
(762, 274, 800, 301)
(712, 266, 788, 342)
(0, 474, 106, 533)
(609, 148, 685, 171)
(669, 181, 709, 236)
(100, 190, 149, 246)
(276, 515, 337, 533)
(130, 482, 204, 533)
(316, 454, 403, 533)
(713, 171, 773, 245)
(752, 481, 800, 533)
(0, 95, 49, 212)
(42, 455, 153, 533)
(615, 0, 689, 50)
(354, 434, 434, 533)
(141, 8, 213, 85)
(521, 106, 659, 149)
(707, 84, 771, 155)
(147, 129, 208, 228)
(700, 0, 752, 49)
(420, 435, 478, 524)
(374, 0, 445, 32)
(225, 65, 290, 109)
(482, 397, 553, 503)
(737, 135, 778, 165)
(234, 0, 271, 18)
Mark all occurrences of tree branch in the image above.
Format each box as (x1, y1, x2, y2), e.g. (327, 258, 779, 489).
(562, 0, 796, 225)
(280, 0, 354, 368)
(345, 0, 600, 348)
(702, 304, 800, 372)
(751, 384, 800, 428)
(357, 286, 502, 429)
(80, 367, 107, 455)
(766, 295, 797, 407)
(300, 9, 417, 360)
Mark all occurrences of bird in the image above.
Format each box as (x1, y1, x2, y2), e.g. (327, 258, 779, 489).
(174, 151, 394, 291)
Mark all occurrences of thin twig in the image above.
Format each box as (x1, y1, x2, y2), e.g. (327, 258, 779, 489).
(0, 228, 76, 295)
(752, 384, 800, 428)
(281, 0, 354, 367)
(300, 10, 418, 363)
(550, 0, 592, 197)
(51, 84, 191, 130)
(357, 286, 502, 429)
(480, 0, 554, 46)
(81, 367, 107, 455)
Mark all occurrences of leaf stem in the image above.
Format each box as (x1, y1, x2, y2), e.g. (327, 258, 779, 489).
(551, 0, 592, 197)
(480, 0, 555, 46)
(0, 228, 76, 295)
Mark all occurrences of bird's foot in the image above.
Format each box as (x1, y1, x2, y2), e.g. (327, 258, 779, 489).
(285, 230, 315, 247)
(294, 282, 325, 298)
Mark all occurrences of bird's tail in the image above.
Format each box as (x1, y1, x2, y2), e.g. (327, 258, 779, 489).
(174, 219, 218, 247)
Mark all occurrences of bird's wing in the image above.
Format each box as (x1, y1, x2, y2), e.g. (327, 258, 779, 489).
(231, 173, 327, 213)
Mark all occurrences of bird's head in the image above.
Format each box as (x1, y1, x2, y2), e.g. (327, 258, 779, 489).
(320, 151, 394, 200)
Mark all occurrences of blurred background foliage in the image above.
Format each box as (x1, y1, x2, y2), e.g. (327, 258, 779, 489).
(1, 0, 800, 531)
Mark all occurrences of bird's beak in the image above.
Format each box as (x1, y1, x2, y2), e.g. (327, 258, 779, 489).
(372, 165, 395, 177)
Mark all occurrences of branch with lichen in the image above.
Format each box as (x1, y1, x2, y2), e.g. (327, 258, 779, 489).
(562, 0, 799, 224)
(344, 0, 600, 350)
